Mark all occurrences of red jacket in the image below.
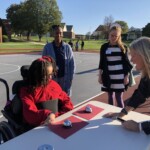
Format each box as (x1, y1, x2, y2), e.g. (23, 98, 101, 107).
(20, 80, 73, 126)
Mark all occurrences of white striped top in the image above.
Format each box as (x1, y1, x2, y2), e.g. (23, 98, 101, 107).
(102, 46, 125, 91)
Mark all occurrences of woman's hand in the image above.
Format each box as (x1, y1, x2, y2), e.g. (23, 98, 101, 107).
(122, 120, 140, 132)
(103, 112, 120, 119)
(98, 74, 103, 84)
(44, 113, 56, 125)
(124, 75, 129, 85)
(103, 112, 125, 119)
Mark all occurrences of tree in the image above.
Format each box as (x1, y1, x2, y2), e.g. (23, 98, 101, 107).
(6, 0, 62, 41)
(29, 0, 62, 41)
(19, 1, 36, 40)
(129, 26, 136, 31)
(85, 31, 91, 40)
(115, 20, 129, 33)
(103, 15, 114, 38)
(142, 23, 150, 37)
(6, 3, 25, 36)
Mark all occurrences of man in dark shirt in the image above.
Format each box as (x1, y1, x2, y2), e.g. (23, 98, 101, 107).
(42, 25, 75, 96)
(81, 40, 84, 50)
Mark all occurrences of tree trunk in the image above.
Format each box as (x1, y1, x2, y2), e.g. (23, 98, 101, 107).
(27, 31, 31, 41)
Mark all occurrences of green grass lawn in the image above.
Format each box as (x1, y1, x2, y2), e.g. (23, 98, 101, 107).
(0, 42, 43, 53)
(0, 37, 44, 53)
(0, 36, 131, 53)
(84, 39, 106, 50)
(0, 42, 43, 49)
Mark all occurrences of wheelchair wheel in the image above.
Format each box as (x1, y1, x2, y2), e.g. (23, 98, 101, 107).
(0, 121, 16, 144)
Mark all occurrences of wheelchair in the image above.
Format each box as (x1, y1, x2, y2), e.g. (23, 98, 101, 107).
(0, 78, 31, 144)
(0, 65, 60, 144)
(0, 77, 59, 144)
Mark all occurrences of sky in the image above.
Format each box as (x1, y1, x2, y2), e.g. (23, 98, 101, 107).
(1, 0, 150, 34)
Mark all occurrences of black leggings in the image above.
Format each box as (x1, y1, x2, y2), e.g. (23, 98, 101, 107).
(108, 92, 124, 108)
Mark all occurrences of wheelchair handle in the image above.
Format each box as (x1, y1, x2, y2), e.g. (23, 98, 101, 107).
(0, 78, 10, 101)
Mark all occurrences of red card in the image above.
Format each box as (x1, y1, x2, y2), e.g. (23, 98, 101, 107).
(73, 104, 104, 120)
(48, 116, 88, 139)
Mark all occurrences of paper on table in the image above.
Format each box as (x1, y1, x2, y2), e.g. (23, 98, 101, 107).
(73, 104, 104, 120)
(49, 116, 89, 139)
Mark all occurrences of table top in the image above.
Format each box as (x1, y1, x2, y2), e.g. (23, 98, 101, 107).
(0, 101, 150, 150)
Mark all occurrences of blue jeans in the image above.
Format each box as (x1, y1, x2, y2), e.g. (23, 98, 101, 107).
(54, 77, 72, 97)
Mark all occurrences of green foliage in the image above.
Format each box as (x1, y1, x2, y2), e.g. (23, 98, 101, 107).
(84, 39, 107, 50)
(115, 20, 129, 33)
(6, 0, 62, 41)
(142, 23, 150, 37)
(6, 3, 25, 33)
(2, 35, 9, 42)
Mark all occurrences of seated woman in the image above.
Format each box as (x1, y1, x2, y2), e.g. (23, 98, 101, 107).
(19, 56, 73, 127)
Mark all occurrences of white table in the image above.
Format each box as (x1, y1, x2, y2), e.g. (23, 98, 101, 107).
(0, 101, 150, 150)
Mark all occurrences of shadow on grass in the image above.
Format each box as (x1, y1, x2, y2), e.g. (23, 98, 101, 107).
(10, 39, 25, 42)
(10, 38, 43, 43)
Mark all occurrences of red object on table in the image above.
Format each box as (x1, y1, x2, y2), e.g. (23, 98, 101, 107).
(49, 116, 89, 139)
(73, 104, 104, 120)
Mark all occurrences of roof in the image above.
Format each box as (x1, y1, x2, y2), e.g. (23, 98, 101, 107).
(95, 25, 104, 32)
(66, 25, 73, 32)
(61, 23, 66, 29)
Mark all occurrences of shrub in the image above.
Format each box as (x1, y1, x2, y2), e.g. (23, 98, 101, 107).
(2, 35, 9, 42)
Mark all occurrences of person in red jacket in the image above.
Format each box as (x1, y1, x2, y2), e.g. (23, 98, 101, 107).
(19, 56, 73, 127)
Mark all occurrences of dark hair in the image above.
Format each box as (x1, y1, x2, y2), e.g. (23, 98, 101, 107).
(52, 25, 62, 30)
(28, 56, 57, 92)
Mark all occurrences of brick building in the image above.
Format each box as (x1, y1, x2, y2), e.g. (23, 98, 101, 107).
(0, 18, 11, 40)
(61, 23, 75, 39)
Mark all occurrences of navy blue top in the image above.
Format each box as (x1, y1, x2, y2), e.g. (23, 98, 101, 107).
(53, 41, 65, 78)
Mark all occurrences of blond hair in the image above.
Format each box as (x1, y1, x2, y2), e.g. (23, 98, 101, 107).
(109, 26, 126, 53)
(129, 37, 150, 78)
